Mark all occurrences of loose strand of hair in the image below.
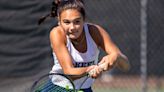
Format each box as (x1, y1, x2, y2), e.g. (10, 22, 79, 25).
(38, 1, 59, 25)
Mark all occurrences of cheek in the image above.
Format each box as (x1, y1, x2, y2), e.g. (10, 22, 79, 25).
(76, 23, 83, 30)
(78, 25, 84, 33)
(61, 24, 68, 31)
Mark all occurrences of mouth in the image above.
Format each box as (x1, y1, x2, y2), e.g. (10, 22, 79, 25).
(67, 30, 78, 35)
(67, 31, 80, 39)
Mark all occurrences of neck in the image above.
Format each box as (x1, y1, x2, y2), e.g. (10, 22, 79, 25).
(71, 31, 85, 45)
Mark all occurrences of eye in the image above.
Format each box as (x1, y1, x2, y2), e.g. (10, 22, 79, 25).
(63, 20, 70, 25)
(73, 20, 81, 25)
(75, 20, 80, 24)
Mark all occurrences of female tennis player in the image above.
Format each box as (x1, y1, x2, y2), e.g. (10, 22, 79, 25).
(39, 0, 129, 92)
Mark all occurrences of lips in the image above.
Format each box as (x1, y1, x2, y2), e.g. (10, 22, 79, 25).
(68, 30, 78, 35)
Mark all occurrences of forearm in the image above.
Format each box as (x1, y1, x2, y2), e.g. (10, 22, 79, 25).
(63, 66, 88, 75)
(63, 66, 94, 80)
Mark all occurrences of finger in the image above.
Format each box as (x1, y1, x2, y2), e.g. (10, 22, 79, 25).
(92, 69, 100, 79)
(86, 65, 96, 72)
(90, 71, 97, 78)
(108, 53, 119, 66)
(89, 66, 100, 78)
(96, 66, 101, 74)
(98, 58, 105, 65)
(98, 66, 103, 72)
(108, 58, 115, 66)
(88, 68, 96, 76)
(98, 58, 109, 71)
(99, 62, 108, 71)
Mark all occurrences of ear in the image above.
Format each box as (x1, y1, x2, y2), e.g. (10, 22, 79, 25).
(58, 22, 60, 25)
(57, 17, 60, 25)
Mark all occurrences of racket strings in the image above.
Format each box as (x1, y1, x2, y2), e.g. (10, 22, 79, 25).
(43, 81, 56, 92)
(48, 85, 66, 92)
(49, 85, 75, 92)
(35, 81, 53, 92)
(32, 73, 91, 92)
(35, 81, 70, 92)
(34, 78, 75, 92)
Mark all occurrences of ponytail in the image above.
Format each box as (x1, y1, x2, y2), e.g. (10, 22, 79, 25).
(38, 1, 59, 25)
(38, 0, 84, 25)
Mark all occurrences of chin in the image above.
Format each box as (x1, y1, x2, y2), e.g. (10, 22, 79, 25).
(68, 35, 78, 40)
(69, 34, 80, 39)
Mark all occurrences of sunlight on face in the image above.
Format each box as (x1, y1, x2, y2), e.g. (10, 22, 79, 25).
(59, 9, 84, 39)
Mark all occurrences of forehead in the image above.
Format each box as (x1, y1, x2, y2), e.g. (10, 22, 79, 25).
(60, 9, 83, 20)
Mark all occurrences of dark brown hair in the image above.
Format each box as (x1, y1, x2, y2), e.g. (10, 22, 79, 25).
(38, 0, 85, 25)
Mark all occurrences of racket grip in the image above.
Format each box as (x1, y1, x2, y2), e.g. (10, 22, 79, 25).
(88, 68, 96, 76)
(88, 63, 106, 76)
(98, 63, 106, 71)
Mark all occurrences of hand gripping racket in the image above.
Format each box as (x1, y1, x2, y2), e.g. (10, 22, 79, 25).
(88, 58, 130, 75)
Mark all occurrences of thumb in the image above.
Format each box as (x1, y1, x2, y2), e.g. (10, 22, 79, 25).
(98, 58, 105, 65)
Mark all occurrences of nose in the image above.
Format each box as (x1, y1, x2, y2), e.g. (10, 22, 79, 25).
(70, 23, 75, 30)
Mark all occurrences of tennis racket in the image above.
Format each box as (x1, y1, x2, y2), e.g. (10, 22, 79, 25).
(30, 63, 110, 92)
(30, 72, 91, 92)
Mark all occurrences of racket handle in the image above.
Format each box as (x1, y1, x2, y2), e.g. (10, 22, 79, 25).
(98, 63, 106, 70)
(88, 63, 106, 76)
(88, 68, 96, 76)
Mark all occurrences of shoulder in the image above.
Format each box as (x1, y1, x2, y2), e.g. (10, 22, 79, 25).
(50, 26, 67, 46)
(86, 23, 104, 46)
(87, 23, 105, 37)
(86, 23, 103, 31)
(50, 26, 64, 36)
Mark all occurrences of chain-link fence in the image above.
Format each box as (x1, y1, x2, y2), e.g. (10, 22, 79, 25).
(83, 0, 164, 92)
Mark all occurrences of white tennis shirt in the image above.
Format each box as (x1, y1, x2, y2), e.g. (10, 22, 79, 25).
(50, 23, 100, 89)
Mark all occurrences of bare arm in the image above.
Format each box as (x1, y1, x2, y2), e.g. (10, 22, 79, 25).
(89, 24, 130, 71)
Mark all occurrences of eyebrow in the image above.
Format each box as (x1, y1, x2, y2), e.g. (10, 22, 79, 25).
(63, 17, 82, 21)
